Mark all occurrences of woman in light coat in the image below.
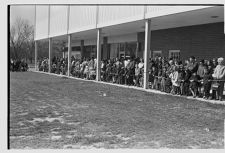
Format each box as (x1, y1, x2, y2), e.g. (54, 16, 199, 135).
(212, 57, 225, 101)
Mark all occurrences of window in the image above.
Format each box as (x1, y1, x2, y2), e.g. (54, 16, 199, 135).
(119, 43, 125, 58)
(91, 45, 96, 58)
(153, 51, 162, 58)
(169, 50, 180, 60)
(90, 52, 96, 58)
(119, 53, 125, 59)
(138, 42, 144, 52)
(120, 43, 125, 52)
(110, 43, 119, 59)
(92, 46, 96, 53)
(126, 42, 137, 58)
(72, 46, 81, 51)
(71, 51, 81, 59)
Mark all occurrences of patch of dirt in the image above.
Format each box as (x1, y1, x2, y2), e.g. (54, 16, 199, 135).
(51, 135, 62, 140)
(27, 116, 65, 124)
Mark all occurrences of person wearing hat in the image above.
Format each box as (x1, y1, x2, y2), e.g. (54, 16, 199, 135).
(212, 57, 225, 101)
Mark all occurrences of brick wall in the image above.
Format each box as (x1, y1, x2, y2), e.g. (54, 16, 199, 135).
(138, 22, 225, 61)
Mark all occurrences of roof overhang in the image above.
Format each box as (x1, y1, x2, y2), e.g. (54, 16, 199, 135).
(40, 6, 224, 43)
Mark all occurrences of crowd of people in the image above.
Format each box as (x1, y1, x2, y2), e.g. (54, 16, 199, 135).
(10, 59, 29, 72)
(37, 57, 50, 72)
(38, 57, 69, 74)
(38, 55, 225, 101)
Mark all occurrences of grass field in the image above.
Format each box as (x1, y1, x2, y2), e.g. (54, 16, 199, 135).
(9, 71, 225, 149)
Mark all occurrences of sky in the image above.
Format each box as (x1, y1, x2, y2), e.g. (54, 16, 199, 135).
(10, 5, 35, 26)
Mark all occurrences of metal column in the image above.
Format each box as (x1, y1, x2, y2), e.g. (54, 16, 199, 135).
(143, 19, 151, 89)
(35, 41, 37, 71)
(67, 34, 72, 76)
(48, 38, 52, 73)
(96, 28, 102, 81)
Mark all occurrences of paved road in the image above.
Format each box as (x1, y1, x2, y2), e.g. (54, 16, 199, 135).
(9, 72, 225, 149)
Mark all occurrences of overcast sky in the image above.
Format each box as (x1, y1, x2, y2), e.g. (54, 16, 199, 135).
(10, 5, 35, 25)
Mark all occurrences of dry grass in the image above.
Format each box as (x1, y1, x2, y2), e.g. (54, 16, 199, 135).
(9, 72, 225, 149)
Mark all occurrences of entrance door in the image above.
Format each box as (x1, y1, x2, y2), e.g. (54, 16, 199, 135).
(126, 42, 137, 58)
(119, 43, 126, 59)
(119, 52, 125, 59)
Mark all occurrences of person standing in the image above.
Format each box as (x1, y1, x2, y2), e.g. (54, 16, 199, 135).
(197, 60, 205, 97)
(189, 72, 200, 98)
(202, 67, 213, 99)
(88, 57, 95, 80)
(169, 66, 180, 95)
(212, 57, 225, 101)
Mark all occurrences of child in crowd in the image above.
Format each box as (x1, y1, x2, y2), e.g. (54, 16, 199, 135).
(183, 69, 191, 96)
(149, 69, 154, 89)
(139, 71, 144, 87)
(169, 66, 180, 95)
(202, 67, 213, 99)
(152, 66, 158, 89)
(135, 63, 141, 87)
(101, 60, 107, 81)
(189, 72, 200, 98)
(165, 72, 172, 93)
(106, 60, 113, 82)
(118, 66, 125, 84)
(178, 65, 185, 95)
(51, 63, 57, 73)
(83, 65, 89, 79)
(111, 64, 117, 83)
(157, 70, 162, 90)
(160, 67, 166, 92)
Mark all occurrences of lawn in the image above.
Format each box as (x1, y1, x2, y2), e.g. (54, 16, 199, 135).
(9, 71, 225, 149)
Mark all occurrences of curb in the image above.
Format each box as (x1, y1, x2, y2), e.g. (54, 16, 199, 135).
(30, 70, 225, 105)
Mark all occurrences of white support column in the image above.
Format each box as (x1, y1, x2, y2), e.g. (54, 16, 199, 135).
(34, 5, 37, 71)
(96, 28, 102, 81)
(67, 34, 72, 76)
(143, 19, 151, 89)
(35, 41, 38, 71)
(48, 38, 52, 73)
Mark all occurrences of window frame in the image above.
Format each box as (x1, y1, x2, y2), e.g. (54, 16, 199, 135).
(169, 50, 181, 60)
(152, 50, 162, 58)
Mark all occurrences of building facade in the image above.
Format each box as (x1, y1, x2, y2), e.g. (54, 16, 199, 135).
(34, 4, 225, 88)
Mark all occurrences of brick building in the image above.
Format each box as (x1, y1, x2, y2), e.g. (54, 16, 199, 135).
(34, 4, 225, 88)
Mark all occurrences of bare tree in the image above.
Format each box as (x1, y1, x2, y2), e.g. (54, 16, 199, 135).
(37, 40, 65, 60)
(10, 17, 67, 63)
(10, 17, 34, 62)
